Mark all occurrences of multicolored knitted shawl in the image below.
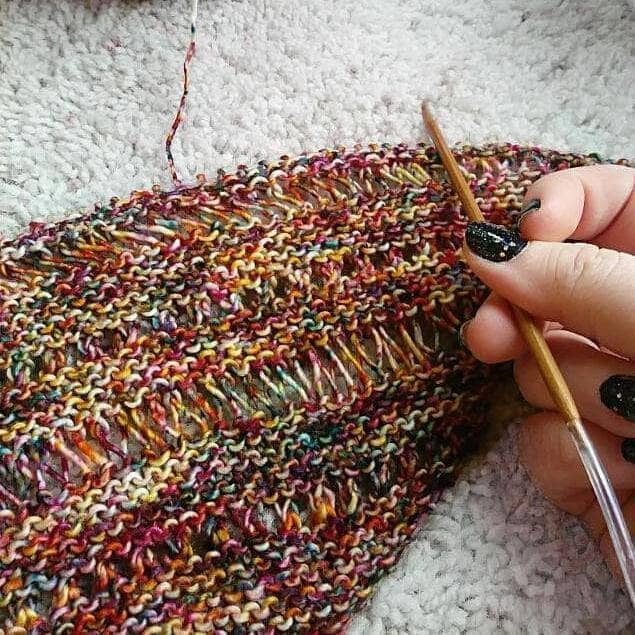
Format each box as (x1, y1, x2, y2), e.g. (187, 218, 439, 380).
(0, 142, 615, 633)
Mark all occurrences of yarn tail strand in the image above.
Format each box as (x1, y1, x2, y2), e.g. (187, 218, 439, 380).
(165, 0, 199, 185)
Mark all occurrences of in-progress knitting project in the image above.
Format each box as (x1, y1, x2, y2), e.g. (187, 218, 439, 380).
(0, 144, 609, 633)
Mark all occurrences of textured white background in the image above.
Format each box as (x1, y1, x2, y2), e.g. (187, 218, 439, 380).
(1, 0, 634, 632)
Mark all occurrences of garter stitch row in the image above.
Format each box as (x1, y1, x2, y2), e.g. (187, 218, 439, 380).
(0, 143, 612, 634)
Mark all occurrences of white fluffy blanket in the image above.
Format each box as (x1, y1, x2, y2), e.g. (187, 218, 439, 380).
(1, 1, 634, 632)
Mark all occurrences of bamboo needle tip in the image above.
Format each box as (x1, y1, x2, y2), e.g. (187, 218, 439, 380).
(420, 100, 433, 124)
(419, 101, 579, 421)
(419, 102, 485, 224)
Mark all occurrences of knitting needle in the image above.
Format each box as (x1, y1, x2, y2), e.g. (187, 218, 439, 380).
(421, 101, 635, 608)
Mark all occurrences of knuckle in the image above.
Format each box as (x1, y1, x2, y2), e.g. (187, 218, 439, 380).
(567, 244, 600, 294)
(553, 244, 620, 307)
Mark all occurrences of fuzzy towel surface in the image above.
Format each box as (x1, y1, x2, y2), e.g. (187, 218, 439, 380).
(1, 1, 634, 632)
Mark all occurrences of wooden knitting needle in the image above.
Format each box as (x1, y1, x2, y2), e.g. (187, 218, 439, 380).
(421, 102, 578, 420)
(421, 101, 635, 607)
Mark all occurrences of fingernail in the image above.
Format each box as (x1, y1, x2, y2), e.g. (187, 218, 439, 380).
(458, 320, 472, 347)
(600, 375, 635, 422)
(518, 198, 541, 228)
(465, 222, 527, 262)
(621, 438, 635, 464)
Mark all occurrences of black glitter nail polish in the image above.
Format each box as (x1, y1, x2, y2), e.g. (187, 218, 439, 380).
(600, 375, 635, 422)
(621, 438, 635, 464)
(465, 222, 527, 262)
(518, 198, 541, 227)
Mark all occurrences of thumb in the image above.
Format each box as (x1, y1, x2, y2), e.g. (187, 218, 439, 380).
(464, 222, 635, 360)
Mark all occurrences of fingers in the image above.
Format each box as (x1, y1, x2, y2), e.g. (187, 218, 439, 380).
(518, 165, 635, 253)
(462, 166, 635, 361)
(520, 407, 635, 584)
(464, 230, 635, 360)
(464, 292, 565, 363)
(578, 490, 635, 583)
(507, 166, 635, 587)
(514, 331, 635, 438)
(461, 293, 524, 363)
(518, 412, 635, 515)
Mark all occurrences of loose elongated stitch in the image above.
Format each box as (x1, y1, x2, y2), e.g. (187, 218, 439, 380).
(0, 143, 613, 633)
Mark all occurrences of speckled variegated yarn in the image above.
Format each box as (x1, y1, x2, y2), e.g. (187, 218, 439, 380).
(0, 143, 611, 634)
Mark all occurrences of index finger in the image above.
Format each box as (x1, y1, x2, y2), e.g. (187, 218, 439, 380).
(518, 165, 635, 254)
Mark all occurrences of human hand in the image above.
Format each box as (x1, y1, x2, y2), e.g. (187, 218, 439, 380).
(461, 164, 635, 578)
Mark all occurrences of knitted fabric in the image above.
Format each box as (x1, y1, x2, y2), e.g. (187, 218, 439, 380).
(0, 143, 610, 634)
